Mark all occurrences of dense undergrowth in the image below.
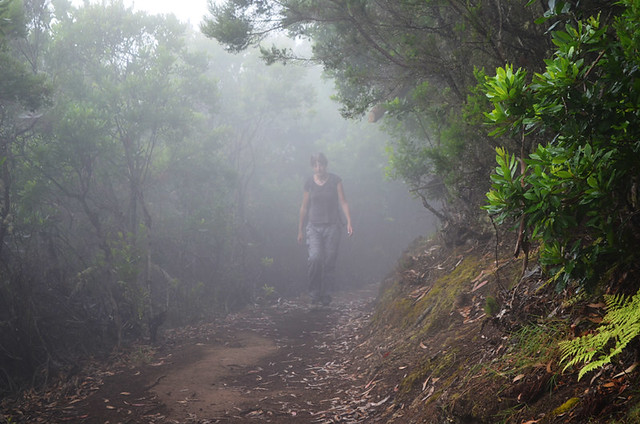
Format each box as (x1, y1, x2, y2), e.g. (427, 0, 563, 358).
(354, 230, 640, 423)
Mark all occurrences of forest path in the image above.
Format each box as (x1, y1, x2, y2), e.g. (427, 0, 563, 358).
(75, 286, 380, 423)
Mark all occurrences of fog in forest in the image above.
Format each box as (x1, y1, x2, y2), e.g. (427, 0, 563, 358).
(195, 35, 438, 303)
(211, 55, 438, 303)
(237, 64, 438, 296)
(0, 0, 437, 392)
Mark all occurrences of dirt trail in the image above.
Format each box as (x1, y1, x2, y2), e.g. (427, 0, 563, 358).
(71, 286, 381, 423)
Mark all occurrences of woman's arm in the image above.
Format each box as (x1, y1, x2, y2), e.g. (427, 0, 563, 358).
(337, 181, 353, 236)
(298, 191, 310, 244)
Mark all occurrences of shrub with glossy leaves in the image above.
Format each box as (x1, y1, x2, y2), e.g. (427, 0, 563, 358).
(483, 2, 640, 291)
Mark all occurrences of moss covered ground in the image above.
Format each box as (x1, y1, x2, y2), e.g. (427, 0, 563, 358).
(350, 233, 640, 423)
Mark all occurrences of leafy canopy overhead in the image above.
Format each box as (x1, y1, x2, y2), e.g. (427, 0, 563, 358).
(202, 0, 551, 231)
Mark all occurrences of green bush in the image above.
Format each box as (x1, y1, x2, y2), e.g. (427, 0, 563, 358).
(482, 3, 640, 291)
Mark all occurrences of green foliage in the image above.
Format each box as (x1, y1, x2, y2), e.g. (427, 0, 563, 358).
(483, 296, 500, 317)
(559, 289, 640, 380)
(482, 65, 530, 137)
(261, 284, 275, 298)
(200, 2, 253, 53)
(203, 0, 551, 227)
(552, 397, 580, 416)
(0, 0, 26, 44)
(128, 345, 156, 366)
(0, 0, 50, 110)
(483, 3, 640, 290)
(509, 322, 564, 369)
(484, 147, 520, 223)
(0, 0, 437, 392)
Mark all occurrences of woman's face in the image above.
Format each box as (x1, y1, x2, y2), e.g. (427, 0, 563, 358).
(312, 161, 327, 176)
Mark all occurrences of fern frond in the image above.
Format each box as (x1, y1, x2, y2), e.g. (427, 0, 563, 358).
(559, 288, 640, 380)
(604, 293, 626, 310)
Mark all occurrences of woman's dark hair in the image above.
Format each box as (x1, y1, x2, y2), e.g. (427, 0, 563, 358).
(310, 152, 328, 166)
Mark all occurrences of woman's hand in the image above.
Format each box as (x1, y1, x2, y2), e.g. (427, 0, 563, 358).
(337, 182, 353, 237)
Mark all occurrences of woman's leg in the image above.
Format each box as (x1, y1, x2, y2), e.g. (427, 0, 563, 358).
(306, 224, 324, 302)
(320, 224, 341, 304)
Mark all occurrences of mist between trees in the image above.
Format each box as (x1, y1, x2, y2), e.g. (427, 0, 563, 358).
(0, 0, 435, 393)
(6, 0, 640, 399)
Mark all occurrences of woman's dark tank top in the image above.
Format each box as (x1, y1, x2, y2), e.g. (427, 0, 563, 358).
(304, 173, 342, 224)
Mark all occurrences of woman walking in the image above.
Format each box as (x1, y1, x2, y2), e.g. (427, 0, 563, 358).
(297, 153, 353, 306)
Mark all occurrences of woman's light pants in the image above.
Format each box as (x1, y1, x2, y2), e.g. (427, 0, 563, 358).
(306, 223, 341, 303)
